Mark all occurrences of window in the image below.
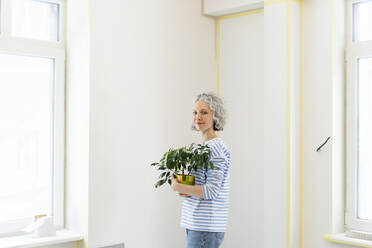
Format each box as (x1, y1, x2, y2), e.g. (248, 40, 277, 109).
(0, 0, 65, 235)
(11, 0, 60, 42)
(346, 0, 372, 233)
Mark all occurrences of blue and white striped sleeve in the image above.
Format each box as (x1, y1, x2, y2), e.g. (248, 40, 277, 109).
(202, 155, 227, 200)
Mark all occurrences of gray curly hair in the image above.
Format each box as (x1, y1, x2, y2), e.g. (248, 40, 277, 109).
(191, 92, 226, 131)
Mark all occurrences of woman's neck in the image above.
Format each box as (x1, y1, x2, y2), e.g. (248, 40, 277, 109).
(202, 129, 218, 143)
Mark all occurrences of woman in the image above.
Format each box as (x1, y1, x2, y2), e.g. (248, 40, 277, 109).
(171, 92, 231, 248)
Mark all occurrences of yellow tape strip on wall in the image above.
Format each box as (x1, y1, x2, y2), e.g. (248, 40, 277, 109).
(324, 234, 372, 248)
(264, 0, 301, 6)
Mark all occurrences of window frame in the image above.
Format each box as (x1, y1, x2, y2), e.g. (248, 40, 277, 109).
(0, 0, 65, 235)
(345, 0, 372, 233)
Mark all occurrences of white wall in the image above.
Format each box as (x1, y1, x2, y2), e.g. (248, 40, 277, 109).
(263, 3, 290, 248)
(218, 12, 264, 248)
(204, 0, 263, 16)
(65, 0, 90, 247)
(303, 0, 348, 248)
(47, 1, 357, 248)
(88, 0, 216, 247)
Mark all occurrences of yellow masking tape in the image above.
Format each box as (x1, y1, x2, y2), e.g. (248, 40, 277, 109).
(264, 0, 301, 6)
(218, 9, 264, 21)
(324, 234, 372, 248)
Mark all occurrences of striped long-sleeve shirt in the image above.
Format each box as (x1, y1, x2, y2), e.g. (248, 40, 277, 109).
(180, 137, 231, 232)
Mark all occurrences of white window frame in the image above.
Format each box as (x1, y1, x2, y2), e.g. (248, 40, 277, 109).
(345, 0, 372, 233)
(0, 0, 65, 235)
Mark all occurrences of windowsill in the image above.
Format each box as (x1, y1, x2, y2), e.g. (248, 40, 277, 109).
(324, 233, 372, 248)
(0, 229, 83, 248)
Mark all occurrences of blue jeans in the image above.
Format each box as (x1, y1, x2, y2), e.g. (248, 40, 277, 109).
(186, 229, 225, 248)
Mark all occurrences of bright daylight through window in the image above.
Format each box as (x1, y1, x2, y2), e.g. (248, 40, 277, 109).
(357, 57, 372, 222)
(11, 0, 60, 42)
(346, 0, 372, 233)
(0, 0, 65, 235)
(0, 55, 54, 233)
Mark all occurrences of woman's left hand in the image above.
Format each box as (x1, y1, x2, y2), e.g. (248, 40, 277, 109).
(171, 177, 203, 198)
(171, 177, 179, 192)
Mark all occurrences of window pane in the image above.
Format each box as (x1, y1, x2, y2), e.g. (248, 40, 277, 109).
(0, 54, 54, 226)
(353, 1, 372, 42)
(358, 57, 372, 220)
(11, 0, 59, 42)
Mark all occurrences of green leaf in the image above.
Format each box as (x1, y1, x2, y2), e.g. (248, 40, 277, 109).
(155, 180, 163, 188)
(155, 179, 166, 188)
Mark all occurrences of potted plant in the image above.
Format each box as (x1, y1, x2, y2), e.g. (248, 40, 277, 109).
(151, 143, 214, 188)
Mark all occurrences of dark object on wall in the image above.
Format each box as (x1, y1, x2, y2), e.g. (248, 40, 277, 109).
(316, 137, 331, 152)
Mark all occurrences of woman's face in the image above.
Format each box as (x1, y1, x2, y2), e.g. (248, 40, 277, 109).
(193, 101, 214, 133)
